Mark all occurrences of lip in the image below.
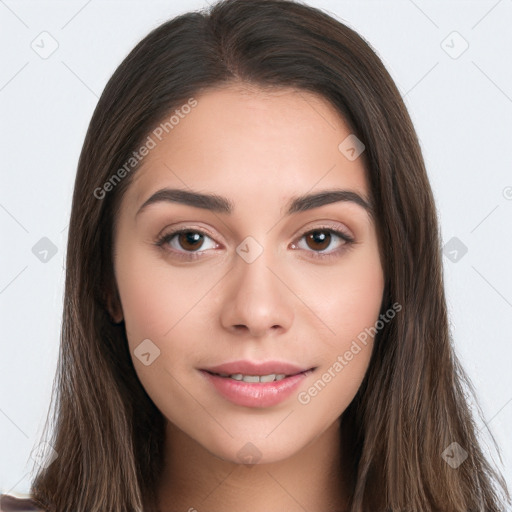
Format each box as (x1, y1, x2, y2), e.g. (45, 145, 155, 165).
(199, 360, 315, 408)
(202, 360, 311, 377)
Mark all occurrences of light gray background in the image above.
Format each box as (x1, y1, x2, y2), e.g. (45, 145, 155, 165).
(1, 0, 511, 498)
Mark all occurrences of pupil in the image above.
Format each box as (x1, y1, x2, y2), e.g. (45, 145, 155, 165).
(179, 232, 203, 251)
(307, 231, 330, 251)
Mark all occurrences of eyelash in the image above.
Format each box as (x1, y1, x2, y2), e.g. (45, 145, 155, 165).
(154, 225, 355, 261)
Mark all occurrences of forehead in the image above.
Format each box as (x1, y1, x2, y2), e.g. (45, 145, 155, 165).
(123, 84, 369, 215)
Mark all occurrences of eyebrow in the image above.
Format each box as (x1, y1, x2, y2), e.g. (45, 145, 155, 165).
(136, 187, 374, 219)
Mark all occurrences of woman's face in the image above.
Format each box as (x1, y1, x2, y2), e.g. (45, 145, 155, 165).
(111, 84, 385, 464)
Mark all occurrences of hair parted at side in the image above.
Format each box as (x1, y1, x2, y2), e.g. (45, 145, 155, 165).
(28, 0, 510, 511)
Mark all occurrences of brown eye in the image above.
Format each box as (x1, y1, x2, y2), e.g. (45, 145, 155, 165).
(177, 231, 205, 251)
(291, 227, 354, 259)
(157, 229, 217, 253)
(305, 230, 331, 251)
(155, 228, 219, 261)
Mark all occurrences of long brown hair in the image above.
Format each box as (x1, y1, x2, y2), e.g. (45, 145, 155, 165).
(29, 0, 510, 510)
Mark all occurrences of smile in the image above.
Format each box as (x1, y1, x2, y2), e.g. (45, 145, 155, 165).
(208, 372, 290, 382)
(200, 367, 316, 408)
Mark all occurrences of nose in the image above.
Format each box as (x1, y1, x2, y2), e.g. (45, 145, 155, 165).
(219, 246, 294, 338)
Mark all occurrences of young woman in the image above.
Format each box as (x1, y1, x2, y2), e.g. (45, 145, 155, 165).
(1, 0, 509, 510)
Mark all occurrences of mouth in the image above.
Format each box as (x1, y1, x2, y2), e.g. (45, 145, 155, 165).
(200, 360, 316, 384)
(203, 369, 313, 383)
(199, 364, 316, 408)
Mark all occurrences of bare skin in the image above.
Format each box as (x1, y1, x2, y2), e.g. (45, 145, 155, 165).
(109, 83, 385, 512)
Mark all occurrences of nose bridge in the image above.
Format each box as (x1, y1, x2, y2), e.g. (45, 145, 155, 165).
(220, 235, 294, 336)
(237, 240, 275, 293)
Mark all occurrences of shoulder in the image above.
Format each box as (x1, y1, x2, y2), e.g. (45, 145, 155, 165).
(0, 494, 44, 512)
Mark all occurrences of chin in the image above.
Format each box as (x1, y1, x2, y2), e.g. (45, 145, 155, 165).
(203, 432, 308, 466)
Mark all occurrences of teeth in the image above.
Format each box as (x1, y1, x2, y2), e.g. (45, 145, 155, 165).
(216, 372, 288, 382)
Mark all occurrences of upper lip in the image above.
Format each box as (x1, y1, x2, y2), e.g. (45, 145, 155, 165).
(202, 360, 313, 376)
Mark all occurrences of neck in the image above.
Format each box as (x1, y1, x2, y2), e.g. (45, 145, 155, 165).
(156, 418, 350, 512)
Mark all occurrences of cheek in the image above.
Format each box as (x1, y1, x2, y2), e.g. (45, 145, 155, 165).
(115, 260, 168, 343)
(326, 254, 383, 402)
(114, 245, 216, 345)
(299, 245, 384, 344)
(334, 261, 384, 341)
(113, 249, 206, 408)
(296, 261, 383, 416)
(294, 242, 383, 404)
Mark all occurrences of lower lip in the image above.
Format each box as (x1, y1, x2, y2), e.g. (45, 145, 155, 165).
(200, 369, 313, 408)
